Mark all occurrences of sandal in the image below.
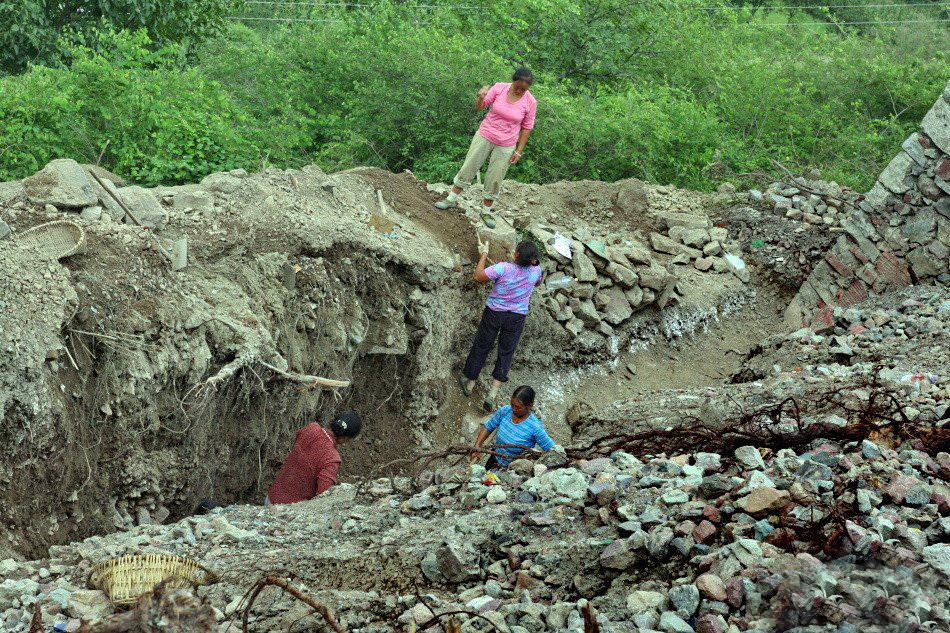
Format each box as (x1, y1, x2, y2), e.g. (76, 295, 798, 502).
(458, 375, 474, 397)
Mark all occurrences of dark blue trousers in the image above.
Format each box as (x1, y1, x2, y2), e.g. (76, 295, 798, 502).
(462, 307, 527, 383)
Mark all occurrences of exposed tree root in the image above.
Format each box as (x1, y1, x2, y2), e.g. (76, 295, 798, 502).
(238, 574, 345, 633)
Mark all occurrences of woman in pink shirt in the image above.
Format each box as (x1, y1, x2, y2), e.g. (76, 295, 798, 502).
(435, 68, 537, 224)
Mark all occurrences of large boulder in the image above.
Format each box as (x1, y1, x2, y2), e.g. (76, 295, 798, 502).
(22, 159, 97, 208)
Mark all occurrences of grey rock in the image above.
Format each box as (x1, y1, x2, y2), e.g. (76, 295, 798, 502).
(877, 151, 914, 194)
(600, 539, 636, 570)
(421, 538, 480, 583)
(861, 439, 882, 459)
(627, 590, 667, 613)
(118, 186, 167, 230)
(646, 526, 674, 556)
(734, 446, 765, 470)
(659, 610, 695, 633)
(572, 249, 598, 282)
(22, 159, 97, 208)
(921, 85, 950, 154)
(80, 206, 103, 221)
(922, 543, 950, 577)
(668, 584, 700, 617)
(0, 219, 9, 240)
(601, 285, 633, 325)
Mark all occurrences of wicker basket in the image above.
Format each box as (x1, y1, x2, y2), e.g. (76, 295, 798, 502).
(16, 220, 86, 260)
(89, 554, 218, 606)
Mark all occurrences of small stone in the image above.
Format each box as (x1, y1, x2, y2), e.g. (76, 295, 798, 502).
(922, 543, 950, 577)
(80, 206, 103, 221)
(0, 219, 9, 240)
(627, 590, 667, 613)
(861, 439, 882, 459)
(692, 520, 716, 544)
(668, 584, 700, 617)
(734, 446, 765, 470)
(600, 539, 636, 570)
(736, 487, 791, 515)
(485, 487, 507, 504)
(695, 574, 727, 601)
(659, 610, 695, 632)
(696, 614, 727, 633)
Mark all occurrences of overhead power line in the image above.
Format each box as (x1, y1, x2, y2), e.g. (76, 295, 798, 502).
(242, 0, 479, 7)
(691, 1, 948, 8)
(743, 16, 950, 22)
(227, 15, 341, 21)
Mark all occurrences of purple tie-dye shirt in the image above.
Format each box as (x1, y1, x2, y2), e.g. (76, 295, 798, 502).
(485, 262, 543, 315)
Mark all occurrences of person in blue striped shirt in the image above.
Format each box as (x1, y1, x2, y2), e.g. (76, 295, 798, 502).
(470, 385, 557, 468)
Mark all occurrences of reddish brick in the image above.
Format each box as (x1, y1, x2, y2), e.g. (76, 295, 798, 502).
(848, 324, 868, 335)
(856, 264, 878, 286)
(810, 306, 834, 332)
(849, 246, 870, 264)
(936, 158, 950, 180)
(824, 252, 853, 277)
(873, 250, 911, 292)
(839, 280, 869, 308)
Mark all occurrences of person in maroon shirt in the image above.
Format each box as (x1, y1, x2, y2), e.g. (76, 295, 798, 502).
(266, 411, 362, 505)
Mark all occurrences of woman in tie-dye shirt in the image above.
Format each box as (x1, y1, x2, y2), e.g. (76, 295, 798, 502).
(460, 239, 543, 410)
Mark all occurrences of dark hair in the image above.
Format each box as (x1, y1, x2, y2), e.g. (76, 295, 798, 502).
(512, 67, 534, 85)
(331, 411, 362, 438)
(511, 385, 535, 407)
(514, 240, 539, 267)
(195, 499, 219, 514)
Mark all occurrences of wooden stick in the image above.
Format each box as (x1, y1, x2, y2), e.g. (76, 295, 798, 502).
(87, 170, 177, 263)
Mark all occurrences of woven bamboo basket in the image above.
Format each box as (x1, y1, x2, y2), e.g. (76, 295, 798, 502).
(89, 554, 217, 606)
(16, 220, 86, 259)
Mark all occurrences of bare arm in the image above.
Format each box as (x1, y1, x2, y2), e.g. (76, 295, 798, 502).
(510, 128, 532, 164)
(475, 85, 490, 109)
(469, 426, 492, 462)
(474, 252, 491, 283)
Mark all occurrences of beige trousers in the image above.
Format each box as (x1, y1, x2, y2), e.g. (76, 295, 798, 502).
(452, 133, 515, 201)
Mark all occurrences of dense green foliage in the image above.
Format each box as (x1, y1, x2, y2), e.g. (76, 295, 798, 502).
(0, 0, 233, 74)
(0, 0, 947, 190)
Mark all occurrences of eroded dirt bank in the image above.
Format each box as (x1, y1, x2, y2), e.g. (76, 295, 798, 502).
(0, 161, 754, 558)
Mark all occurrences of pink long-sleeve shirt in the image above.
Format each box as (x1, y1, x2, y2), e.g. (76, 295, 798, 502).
(477, 82, 537, 147)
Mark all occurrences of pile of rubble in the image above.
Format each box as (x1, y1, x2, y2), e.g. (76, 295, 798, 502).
(739, 286, 950, 389)
(0, 405, 946, 632)
(528, 214, 748, 344)
(786, 80, 950, 329)
(748, 175, 863, 230)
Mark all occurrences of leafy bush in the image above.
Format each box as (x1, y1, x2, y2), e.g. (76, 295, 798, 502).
(0, 0, 947, 191)
(0, 30, 253, 185)
(0, 0, 234, 73)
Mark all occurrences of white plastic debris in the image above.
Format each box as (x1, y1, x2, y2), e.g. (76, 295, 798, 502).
(724, 253, 746, 270)
(553, 232, 573, 259)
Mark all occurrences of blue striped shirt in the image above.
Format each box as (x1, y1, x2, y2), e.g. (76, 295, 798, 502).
(484, 406, 555, 465)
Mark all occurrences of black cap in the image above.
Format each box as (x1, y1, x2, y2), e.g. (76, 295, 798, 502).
(331, 411, 362, 438)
